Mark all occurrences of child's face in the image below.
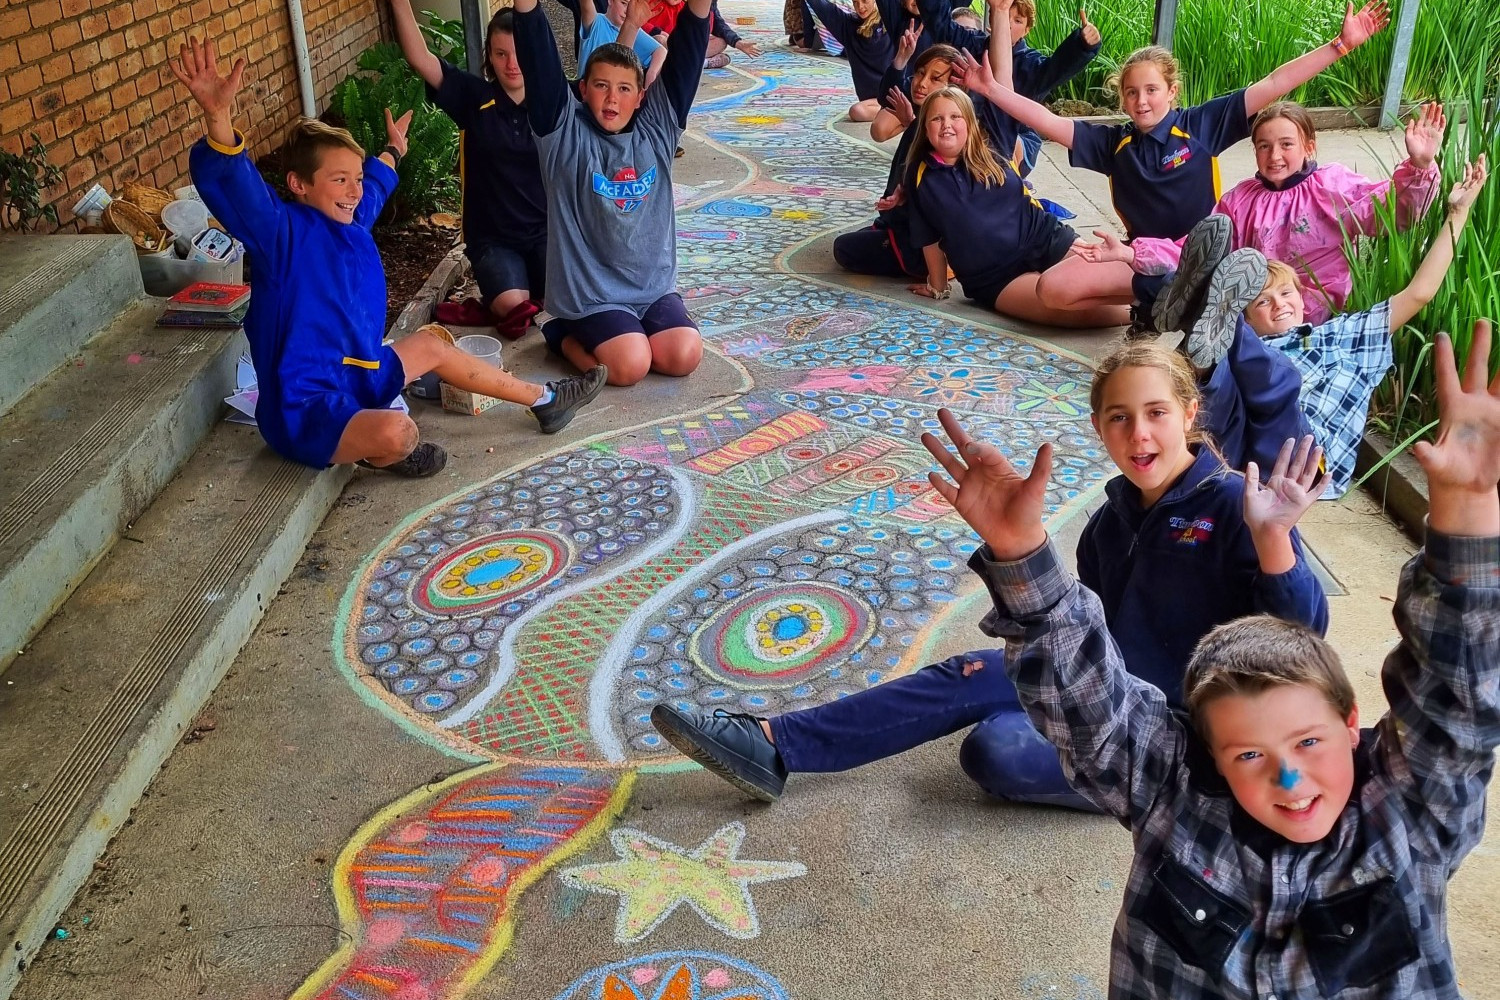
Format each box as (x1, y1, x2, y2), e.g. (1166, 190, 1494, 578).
(910, 59, 952, 105)
(287, 147, 364, 225)
(924, 96, 967, 161)
(1089, 364, 1198, 508)
(853, 0, 876, 18)
(488, 31, 524, 90)
(1246, 278, 1307, 338)
(582, 63, 644, 132)
(606, 0, 629, 23)
(1007, 9, 1031, 39)
(950, 9, 981, 31)
(1119, 64, 1178, 131)
(1203, 683, 1360, 844)
(902, 0, 920, 15)
(1253, 116, 1314, 186)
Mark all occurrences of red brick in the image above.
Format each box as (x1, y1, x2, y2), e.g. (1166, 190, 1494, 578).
(64, 158, 94, 190)
(80, 13, 108, 36)
(20, 31, 54, 63)
(98, 139, 124, 167)
(40, 52, 72, 83)
(0, 40, 19, 74)
(137, 146, 162, 174)
(54, 104, 86, 137)
(29, 120, 58, 147)
(113, 160, 140, 186)
(132, 0, 153, 19)
(71, 123, 102, 156)
(169, 6, 191, 29)
(125, 98, 150, 127)
(111, 79, 138, 108)
(100, 109, 129, 141)
(62, 0, 90, 16)
(142, 42, 166, 68)
(70, 41, 101, 73)
(120, 126, 146, 155)
(146, 13, 170, 35)
(1, 100, 35, 135)
(165, 102, 190, 130)
(62, 75, 93, 104)
(107, 4, 133, 30)
(83, 93, 112, 122)
(10, 63, 43, 98)
(189, 0, 211, 21)
(117, 50, 143, 79)
(160, 131, 184, 158)
(92, 63, 120, 90)
(50, 21, 83, 49)
(224, 9, 242, 29)
(31, 85, 65, 118)
(29, 0, 64, 29)
(98, 32, 127, 60)
(144, 114, 168, 141)
(0, 9, 30, 36)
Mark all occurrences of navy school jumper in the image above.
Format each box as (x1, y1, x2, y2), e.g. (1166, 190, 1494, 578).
(766, 446, 1328, 809)
(804, 0, 894, 100)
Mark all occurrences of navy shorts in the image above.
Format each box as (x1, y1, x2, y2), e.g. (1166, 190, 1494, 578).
(470, 239, 547, 306)
(259, 345, 409, 469)
(543, 292, 698, 354)
(965, 224, 1076, 308)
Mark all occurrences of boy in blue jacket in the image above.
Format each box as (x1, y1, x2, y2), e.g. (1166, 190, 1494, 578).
(173, 37, 606, 476)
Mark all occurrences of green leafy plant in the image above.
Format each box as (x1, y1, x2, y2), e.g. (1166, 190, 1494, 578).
(420, 9, 468, 66)
(330, 42, 460, 225)
(0, 133, 65, 232)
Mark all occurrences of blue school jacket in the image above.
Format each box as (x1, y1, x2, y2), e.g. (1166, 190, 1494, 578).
(1075, 446, 1328, 704)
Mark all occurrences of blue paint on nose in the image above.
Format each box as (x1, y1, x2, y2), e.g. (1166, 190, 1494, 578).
(1277, 762, 1300, 790)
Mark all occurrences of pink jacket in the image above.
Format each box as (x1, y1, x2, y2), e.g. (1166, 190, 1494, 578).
(1131, 159, 1440, 325)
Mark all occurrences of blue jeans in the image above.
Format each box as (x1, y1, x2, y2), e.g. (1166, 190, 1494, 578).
(1201, 317, 1313, 472)
(768, 650, 1096, 811)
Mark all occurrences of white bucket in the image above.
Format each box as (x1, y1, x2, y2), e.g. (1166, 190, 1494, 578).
(161, 198, 210, 237)
(456, 333, 502, 368)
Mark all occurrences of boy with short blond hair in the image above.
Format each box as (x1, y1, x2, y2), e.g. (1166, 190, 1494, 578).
(922, 309, 1500, 997)
(173, 37, 606, 475)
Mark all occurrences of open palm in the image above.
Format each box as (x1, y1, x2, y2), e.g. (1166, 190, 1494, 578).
(168, 36, 245, 117)
(1243, 435, 1328, 536)
(1404, 102, 1445, 166)
(923, 408, 1051, 560)
(1338, 0, 1390, 49)
(1414, 320, 1500, 495)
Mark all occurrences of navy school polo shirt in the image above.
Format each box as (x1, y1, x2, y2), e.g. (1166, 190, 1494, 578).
(1069, 88, 1251, 240)
(427, 61, 549, 251)
(906, 153, 1068, 291)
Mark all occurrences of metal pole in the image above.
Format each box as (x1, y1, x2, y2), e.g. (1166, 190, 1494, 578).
(1152, 0, 1179, 49)
(1379, 0, 1420, 129)
(461, 0, 486, 77)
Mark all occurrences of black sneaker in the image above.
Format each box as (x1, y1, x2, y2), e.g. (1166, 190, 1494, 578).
(1123, 301, 1156, 340)
(531, 364, 608, 434)
(1184, 248, 1268, 369)
(1152, 214, 1233, 334)
(650, 704, 787, 801)
(358, 441, 448, 477)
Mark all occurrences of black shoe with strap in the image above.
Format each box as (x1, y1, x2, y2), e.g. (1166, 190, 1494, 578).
(531, 364, 608, 434)
(650, 704, 787, 802)
(357, 441, 448, 478)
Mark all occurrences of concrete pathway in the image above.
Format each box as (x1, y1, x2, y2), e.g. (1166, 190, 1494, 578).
(15, 8, 1498, 1000)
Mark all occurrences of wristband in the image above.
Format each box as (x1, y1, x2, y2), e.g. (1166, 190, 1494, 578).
(927, 283, 951, 300)
(382, 144, 404, 169)
(1330, 36, 1347, 54)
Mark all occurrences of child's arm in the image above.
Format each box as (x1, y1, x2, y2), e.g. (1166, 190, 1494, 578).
(388, 0, 444, 89)
(1388, 157, 1486, 330)
(1012, 10, 1101, 102)
(645, 43, 668, 88)
(987, 0, 1012, 91)
(354, 108, 410, 230)
(1376, 319, 1500, 858)
(1337, 103, 1445, 238)
(578, 0, 599, 31)
(804, 0, 857, 47)
(918, 0, 986, 58)
(656, 0, 712, 127)
(511, 0, 571, 136)
(964, 51, 1076, 147)
(1241, 435, 1333, 632)
(869, 25, 917, 140)
(1243, 0, 1389, 115)
(924, 409, 1183, 823)
(915, 243, 949, 298)
(709, 0, 761, 56)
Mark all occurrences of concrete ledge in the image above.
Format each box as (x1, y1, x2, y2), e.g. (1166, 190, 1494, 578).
(389, 242, 468, 340)
(1356, 430, 1429, 540)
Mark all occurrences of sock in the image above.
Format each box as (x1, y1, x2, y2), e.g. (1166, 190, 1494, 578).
(533, 385, 555, 407)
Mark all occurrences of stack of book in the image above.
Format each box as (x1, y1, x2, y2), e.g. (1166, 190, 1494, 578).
(156, 281, 251, 329)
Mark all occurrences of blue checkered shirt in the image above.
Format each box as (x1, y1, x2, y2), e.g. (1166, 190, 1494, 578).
(972, 528, 1500, 1000)
(1264, 300, 1393, 498)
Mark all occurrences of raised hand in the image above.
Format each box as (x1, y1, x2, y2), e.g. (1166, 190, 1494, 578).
(895, 19, 920, 66)
(1080, 8, 1100, 46)
(875, 184, 906, 212)
(168, 35, 246, 119)
(1414, 320, 1500, 536)
(887, 85, 916, 126)
(622, 0, 662, 29)
(384, 108, 414, 158)
(923, 408, 1051, 560)
(1068, 229, 1133, 265)
(1337, 0, 1390, 51)
(1447, 154, 1488, 212)
(1243, 435, 1329, 540)
(1404, 101, 1445, 169)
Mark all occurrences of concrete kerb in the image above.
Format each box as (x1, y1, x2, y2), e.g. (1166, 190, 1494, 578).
(389, 241, 468, 341)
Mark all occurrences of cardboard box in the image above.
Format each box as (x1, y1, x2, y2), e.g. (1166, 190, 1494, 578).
(440, 380, 501, 415)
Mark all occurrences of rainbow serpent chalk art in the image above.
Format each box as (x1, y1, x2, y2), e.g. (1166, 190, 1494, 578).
(310, 6, 1113, 997)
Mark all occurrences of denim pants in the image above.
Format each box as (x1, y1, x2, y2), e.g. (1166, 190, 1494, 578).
(1201, 317, 1314, 472)
(768, 650, 1096, 811)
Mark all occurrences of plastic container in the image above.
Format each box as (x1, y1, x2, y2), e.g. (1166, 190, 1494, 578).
(456, 333, 502, 368)
(138, 252, 245, 297)
(161, 198, 210, 237)
(71, 184, 113, 226)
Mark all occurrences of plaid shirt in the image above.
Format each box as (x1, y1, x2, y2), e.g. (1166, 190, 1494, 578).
(973, 528, 1500, 1000)
(1264, 300, 1393, 498)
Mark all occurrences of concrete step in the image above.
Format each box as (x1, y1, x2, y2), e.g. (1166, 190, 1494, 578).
(0, 310, 243, 675)
(0, 422, 350, 999)
(0, 235, 145, 420)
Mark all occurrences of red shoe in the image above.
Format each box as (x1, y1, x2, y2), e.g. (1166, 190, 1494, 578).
(435, 298, 492, 326)
(495, 299, 541, 340)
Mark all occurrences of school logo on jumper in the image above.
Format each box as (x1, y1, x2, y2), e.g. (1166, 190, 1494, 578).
(1168, 515, 1215, 546)
(1161, 145, 1193, 170)
(593, 165, 658, 213)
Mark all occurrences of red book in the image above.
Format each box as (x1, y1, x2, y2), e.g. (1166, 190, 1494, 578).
(167, 281, 252, 313)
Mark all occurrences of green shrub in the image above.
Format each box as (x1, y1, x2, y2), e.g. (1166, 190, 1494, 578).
(0, 133, 64, 232)
(331, 42, 460, 225)
(420, 9, 468, 65)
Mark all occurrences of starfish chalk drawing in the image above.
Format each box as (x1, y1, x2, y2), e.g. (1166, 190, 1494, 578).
(559, 822, 807, 942)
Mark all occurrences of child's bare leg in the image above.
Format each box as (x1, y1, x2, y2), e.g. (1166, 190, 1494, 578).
(1034, 256, 1135, 311)
(577, 333, 654, 386)
(849, 98, 881, 122)
(330, 408, 420, 466)
(394, 326, 544, 405)
(490, 288, 532, 321)
(648, 326, 703, 377)
(707, 35, 727, 56)
(994, 274, 1131, 329)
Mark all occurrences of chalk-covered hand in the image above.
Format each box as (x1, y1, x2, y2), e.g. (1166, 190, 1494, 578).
(1243, 435, 1328, 539)
(1404, 102, 1445, 169)
(1337, 0, 1390, 51)
(169, 36, 246, 118)
(923, 408, 1051, 560)
(1068, 229, 1133, 264)
(384, 108, 414, 158)
(1415, 319, 1500, 536)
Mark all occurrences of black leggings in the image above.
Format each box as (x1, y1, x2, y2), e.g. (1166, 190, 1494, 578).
(832, 223, 924, 279)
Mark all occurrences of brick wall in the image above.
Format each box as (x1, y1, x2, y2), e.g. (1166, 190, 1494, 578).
(0, 0, 388, 231)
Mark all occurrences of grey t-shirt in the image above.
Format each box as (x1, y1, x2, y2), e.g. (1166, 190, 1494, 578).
(536, 91, 682, 320)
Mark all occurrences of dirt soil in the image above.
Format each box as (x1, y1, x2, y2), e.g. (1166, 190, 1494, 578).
(374, 223, 459, 330)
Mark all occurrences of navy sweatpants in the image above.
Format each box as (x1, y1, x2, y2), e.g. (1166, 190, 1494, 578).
(832, 222, 925, 279)
(768, 650, 1095, 811)
(1201, 317, 1314, 472)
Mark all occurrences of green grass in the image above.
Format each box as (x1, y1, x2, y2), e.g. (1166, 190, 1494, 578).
(1024, 0, 1500, 109)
